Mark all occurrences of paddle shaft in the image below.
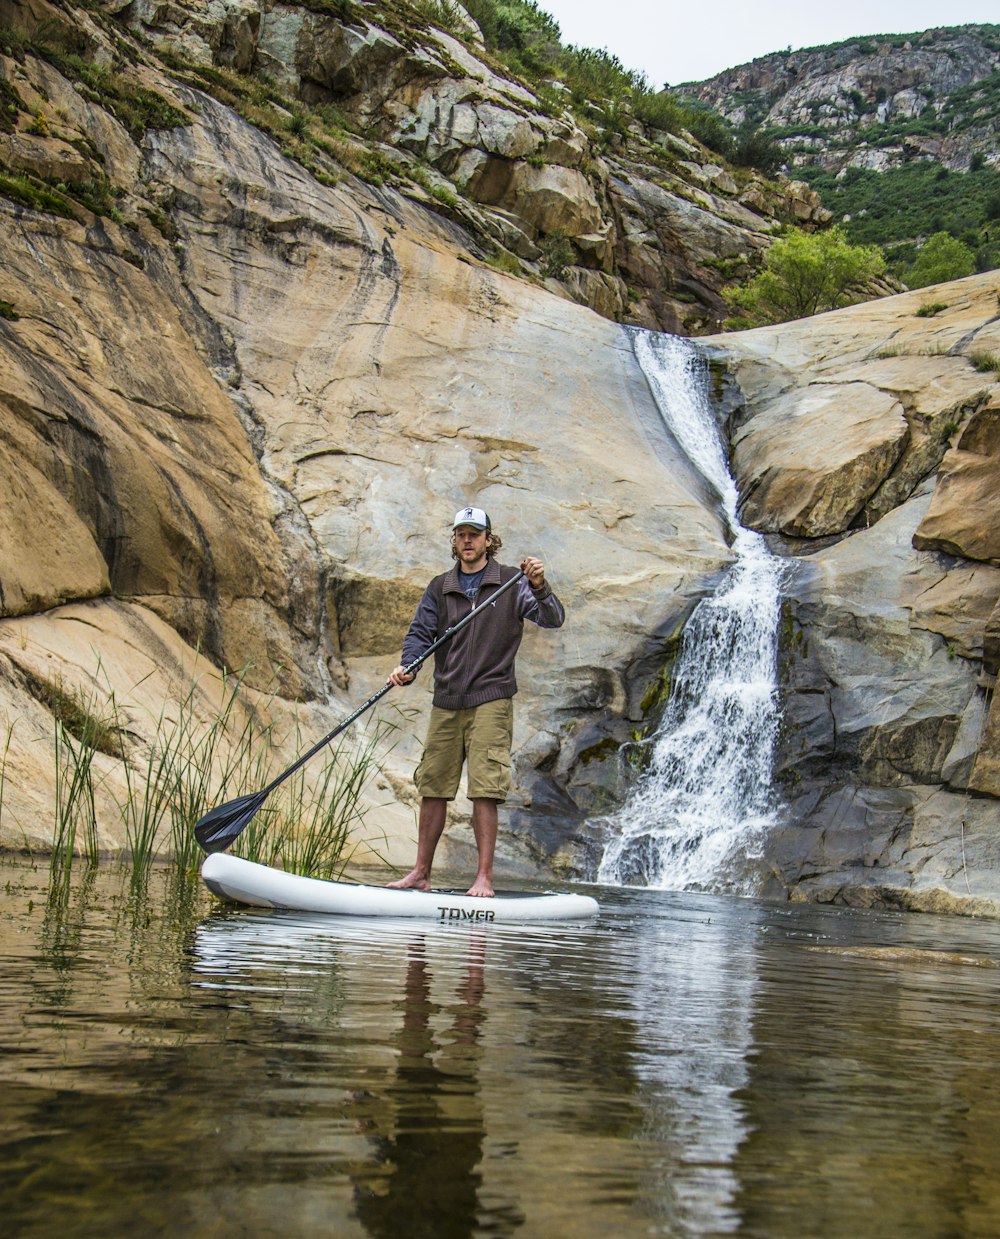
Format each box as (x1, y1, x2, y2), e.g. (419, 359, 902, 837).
(255, 567, 527, 801)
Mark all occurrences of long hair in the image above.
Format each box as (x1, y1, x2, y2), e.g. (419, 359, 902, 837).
(451, 529, 502, 561)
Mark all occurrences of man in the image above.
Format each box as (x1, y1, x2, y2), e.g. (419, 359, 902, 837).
(386, 506, 565, 897)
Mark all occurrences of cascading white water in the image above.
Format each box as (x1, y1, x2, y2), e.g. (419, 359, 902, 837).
(598, 332, 784, 892)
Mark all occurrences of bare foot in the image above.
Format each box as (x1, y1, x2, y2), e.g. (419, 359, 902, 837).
(466, 876, 495, 898)
(387, 870, 431, 891)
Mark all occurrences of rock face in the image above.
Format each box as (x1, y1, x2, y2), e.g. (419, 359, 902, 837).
(680, 26, 1000, 173)
(103, 0, 832, 335)
(705, 271, 1000, 915)
(0, 4, 731, 873)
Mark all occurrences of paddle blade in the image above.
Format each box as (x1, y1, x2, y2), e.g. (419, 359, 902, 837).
(194, 789, 271, 854)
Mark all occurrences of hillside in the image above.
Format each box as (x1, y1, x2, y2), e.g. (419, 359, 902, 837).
(0, 0, 830, 337)
(679, 24, 1000, 278)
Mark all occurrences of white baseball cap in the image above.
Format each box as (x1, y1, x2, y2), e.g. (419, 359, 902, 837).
(452, 506, 491, 531)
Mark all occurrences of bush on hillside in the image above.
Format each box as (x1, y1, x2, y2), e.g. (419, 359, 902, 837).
(725, 227, 886, 326)
(732, 126, 784, 175)
(459, 0, 746, 162)
(905, 231, 977, 289)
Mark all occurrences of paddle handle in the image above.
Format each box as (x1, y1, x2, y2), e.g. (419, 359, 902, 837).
(260, 568, 526, 796)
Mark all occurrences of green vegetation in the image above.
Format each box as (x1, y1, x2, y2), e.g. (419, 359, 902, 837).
(0, 74, 24, 133)
(457, 0, 752, 159)
(799, 144, 1000, 283)
(29, 672, 124, 759)
(725, 226, 886, 326)
(541, 228, 573, 278)
(906, 231, 977, 288)
(0, 298, 19, 320)
(971, 350, 1000, 376)
(0, 23, 189, 140)
(0, 166, 76, 217)
(1, 663, 390, 882)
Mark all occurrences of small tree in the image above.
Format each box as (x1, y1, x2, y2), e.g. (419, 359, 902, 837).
(725, 226, 886, 326)
(905, 231, 976, 289)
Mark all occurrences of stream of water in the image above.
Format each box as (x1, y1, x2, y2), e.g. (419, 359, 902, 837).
(3, 857, 1000, 1238)
(599, 332, 784, 893)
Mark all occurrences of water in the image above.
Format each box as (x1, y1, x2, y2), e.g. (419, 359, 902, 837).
(599, 333, 784, 892)
(4, 857, 1000, 1238)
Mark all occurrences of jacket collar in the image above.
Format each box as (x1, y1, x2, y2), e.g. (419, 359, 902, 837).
(442, 557, 503, 594)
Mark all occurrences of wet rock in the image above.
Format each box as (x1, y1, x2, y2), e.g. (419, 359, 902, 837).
(913, 402, 1000, 565)
(709, 272, 1000, 913)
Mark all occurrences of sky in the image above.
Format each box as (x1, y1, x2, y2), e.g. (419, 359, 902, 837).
(531, 0, 1000, 88)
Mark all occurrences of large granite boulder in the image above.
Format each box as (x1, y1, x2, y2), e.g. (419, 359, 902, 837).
(707, 271, 1000, 915)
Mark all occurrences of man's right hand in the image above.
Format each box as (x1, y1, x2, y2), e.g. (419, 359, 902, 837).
(387, 665, 415, 687)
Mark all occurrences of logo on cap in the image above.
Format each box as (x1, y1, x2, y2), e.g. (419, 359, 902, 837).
(452, 506, 490, 531)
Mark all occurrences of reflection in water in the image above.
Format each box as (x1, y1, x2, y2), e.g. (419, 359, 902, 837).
(4, 859, 1000, 1238)
(621, 901, 761, 1235)
(351, 934, 521, 1238)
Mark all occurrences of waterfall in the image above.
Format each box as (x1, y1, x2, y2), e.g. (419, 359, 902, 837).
(598, 332, 784, 893)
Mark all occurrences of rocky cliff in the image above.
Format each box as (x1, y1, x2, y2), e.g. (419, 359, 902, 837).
(705, 272, 1000, 915)
(0, 0, 833, 335)
(680, 24, 1000, 174)
(1, 1, 998, 915)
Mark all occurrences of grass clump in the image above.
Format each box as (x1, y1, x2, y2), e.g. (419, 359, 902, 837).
(28, 672, 124, 760)
(0, 166, 75, 216)
(486, 246, 522, 274)
(0, 74, 25, 133)
(970, 351, 1000, 376)
(239, 717, 392, 879)
(915, 301, 949, 317)
(5, 659, 391, 882)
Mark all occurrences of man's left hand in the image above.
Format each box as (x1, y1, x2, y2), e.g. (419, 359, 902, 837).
(520, 556, 546, 589)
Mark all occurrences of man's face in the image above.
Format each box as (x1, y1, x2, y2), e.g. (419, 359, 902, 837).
(454, 524, 489, 565)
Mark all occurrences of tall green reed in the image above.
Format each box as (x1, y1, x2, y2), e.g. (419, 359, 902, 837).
(0, 717, 13, 837)
(238, 714, 394, 879)
(111, 663, 269, 875)
(26, 658, 391, 887)
(50, 705, 107, 890)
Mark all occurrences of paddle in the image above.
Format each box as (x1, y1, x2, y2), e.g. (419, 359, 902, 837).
(194, 567, 526, 854)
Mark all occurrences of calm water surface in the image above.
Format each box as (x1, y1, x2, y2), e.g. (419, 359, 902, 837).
(3, 856, 1000, 1238)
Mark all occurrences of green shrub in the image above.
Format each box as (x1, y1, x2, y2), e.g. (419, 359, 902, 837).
(679, 105, 733, 156)
(411, 0, 467, 33)
(906, 231, 976, 289)
(541, 229, 573, 278)
(0, 168, 75, 217)
(733, 125, 783, 174)
(632, 89, 685, 135)
(800, 161, 1000, 281)
(725, 226, 886, 326)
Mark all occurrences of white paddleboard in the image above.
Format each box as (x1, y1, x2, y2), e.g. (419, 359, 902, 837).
(201, 852, 599, 923)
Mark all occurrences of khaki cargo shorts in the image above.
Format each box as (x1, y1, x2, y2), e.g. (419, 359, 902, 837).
(414, 697, 514, 802)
